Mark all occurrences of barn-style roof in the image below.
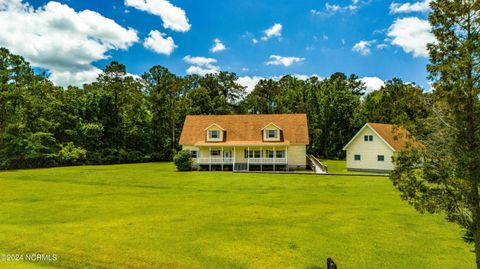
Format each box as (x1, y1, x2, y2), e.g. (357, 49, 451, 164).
(179, 114, 309, 146)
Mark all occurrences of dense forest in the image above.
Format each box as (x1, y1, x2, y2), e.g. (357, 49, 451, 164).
(0, 47, 430, 169)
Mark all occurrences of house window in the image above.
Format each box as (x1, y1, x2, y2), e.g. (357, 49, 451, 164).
(190, 150, 198, 158)
(276, 150, 285, 158)
(210, 150, 221, 156)
(267, 130, 278, 138)
(364, 135, 373, 141)
(244, 150, 262, 158)
(266, 150, 274, 158)
(377, 155, 385, 161)
(244, 150, 253, 158)
(209, 130, 220, 139)
(354, 154, 361, 161)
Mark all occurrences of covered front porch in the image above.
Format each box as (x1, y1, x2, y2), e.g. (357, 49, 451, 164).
(194, 145, 288, 171)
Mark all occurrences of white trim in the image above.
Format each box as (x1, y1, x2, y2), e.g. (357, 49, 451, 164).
(261, 122, 282, 130)
(342, 123, 396, 152)
(204, 123, 225, 131)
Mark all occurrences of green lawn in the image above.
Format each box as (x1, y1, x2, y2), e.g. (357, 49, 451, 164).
(321, 159, 389, 175)
(0, 163, 474, 269)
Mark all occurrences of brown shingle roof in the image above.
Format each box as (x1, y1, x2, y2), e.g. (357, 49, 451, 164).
(179, 114, 309, 145)
(368, 123, 411, 151)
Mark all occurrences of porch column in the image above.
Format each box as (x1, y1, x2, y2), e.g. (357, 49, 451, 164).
(247, 146, 250, 171)
(260, 146, 263, 172)
(221, 146, 224, 171)
(286, 146, 288, 171)
(273, 146, 276, 172)
(233, 146, 236, 171)
(209, 146, 211, 171)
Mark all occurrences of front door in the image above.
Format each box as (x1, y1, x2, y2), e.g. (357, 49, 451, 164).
(224, 150, 232, 158)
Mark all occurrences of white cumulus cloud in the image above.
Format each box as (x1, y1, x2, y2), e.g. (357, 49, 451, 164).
(387, 17, 435, 58)
(266, 55, 305, 67)
(183, 55, 219, 76)
(361, 76, 385, 94)
(237, 74, 321, 93)
(0, 0, 139, 87)
(390, 0, 431, 14)
(183, 55, 217, 66)
(210, 38, 226, 53)
(186, 66, 219, 76)
(143, 30, 177, 55)
(261, 23, 282, 41)
(352, 40, 376, 56)
(124, 0, 190, 32)
(236, 76, 265, 93)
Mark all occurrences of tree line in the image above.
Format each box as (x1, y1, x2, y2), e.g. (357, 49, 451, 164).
(0, 47, 430, 169)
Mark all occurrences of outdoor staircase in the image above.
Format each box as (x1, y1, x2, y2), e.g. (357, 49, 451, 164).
(234, 163, 248, 171)
(308, 155, 328, 174)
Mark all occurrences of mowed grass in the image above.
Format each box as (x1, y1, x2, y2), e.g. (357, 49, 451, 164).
(0, 163, 474, 269)
(321, 159, 388, 175)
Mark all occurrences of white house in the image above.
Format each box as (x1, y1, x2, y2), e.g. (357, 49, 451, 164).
(343, 122, 412, 172)
(179, 114, 309, 171)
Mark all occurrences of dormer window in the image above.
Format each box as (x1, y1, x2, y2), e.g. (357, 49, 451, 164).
(267, 129, 278, 139)
(262, 122, 282, 142)
(209, 130, 220, 139)
(205, 123, 224, 142)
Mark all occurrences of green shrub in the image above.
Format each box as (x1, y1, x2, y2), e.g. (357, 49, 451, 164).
(173, 150, 192, 171)
(57, 142, 87, 165)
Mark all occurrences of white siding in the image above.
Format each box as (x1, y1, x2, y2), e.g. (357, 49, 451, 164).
(287, 144, 307, 168)
(345, 127, 395, 171)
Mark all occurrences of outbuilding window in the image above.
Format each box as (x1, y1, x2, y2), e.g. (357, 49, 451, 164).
(354, 154, 361, 161)
(377, 155, 385, 161)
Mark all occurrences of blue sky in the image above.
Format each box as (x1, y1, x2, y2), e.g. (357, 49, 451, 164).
(1, 0, 433, 91)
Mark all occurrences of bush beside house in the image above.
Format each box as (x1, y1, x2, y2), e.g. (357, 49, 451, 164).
(173, 150, 192, 171)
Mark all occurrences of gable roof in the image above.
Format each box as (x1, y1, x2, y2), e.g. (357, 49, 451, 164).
(261, 122, 282, 130)
(204, 123, 225, 131)
(343, 122, 411, 151)
(179, 114, 309, 145)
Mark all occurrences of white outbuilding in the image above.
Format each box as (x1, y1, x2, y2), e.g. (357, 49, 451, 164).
(343, 122, 412, 172)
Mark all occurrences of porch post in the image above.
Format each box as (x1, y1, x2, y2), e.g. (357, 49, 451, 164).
(247, 146, 250, 171)
(273, 146, 276, 172)
(233, 146, 236, 171)
(209, 146, 211, 171)
(260, 146, 263, 172)
(221, 146, 224, 171)
(286, 146, 288, 171)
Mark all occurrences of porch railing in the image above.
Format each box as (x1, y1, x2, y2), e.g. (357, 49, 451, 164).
(197, 157, 234, 164)
(196, 157, 287, 165)
(248, 158, 287, 164)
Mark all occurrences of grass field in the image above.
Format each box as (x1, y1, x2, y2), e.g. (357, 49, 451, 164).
(0, 163, 474, 269)
(321, 160, 388, 175)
